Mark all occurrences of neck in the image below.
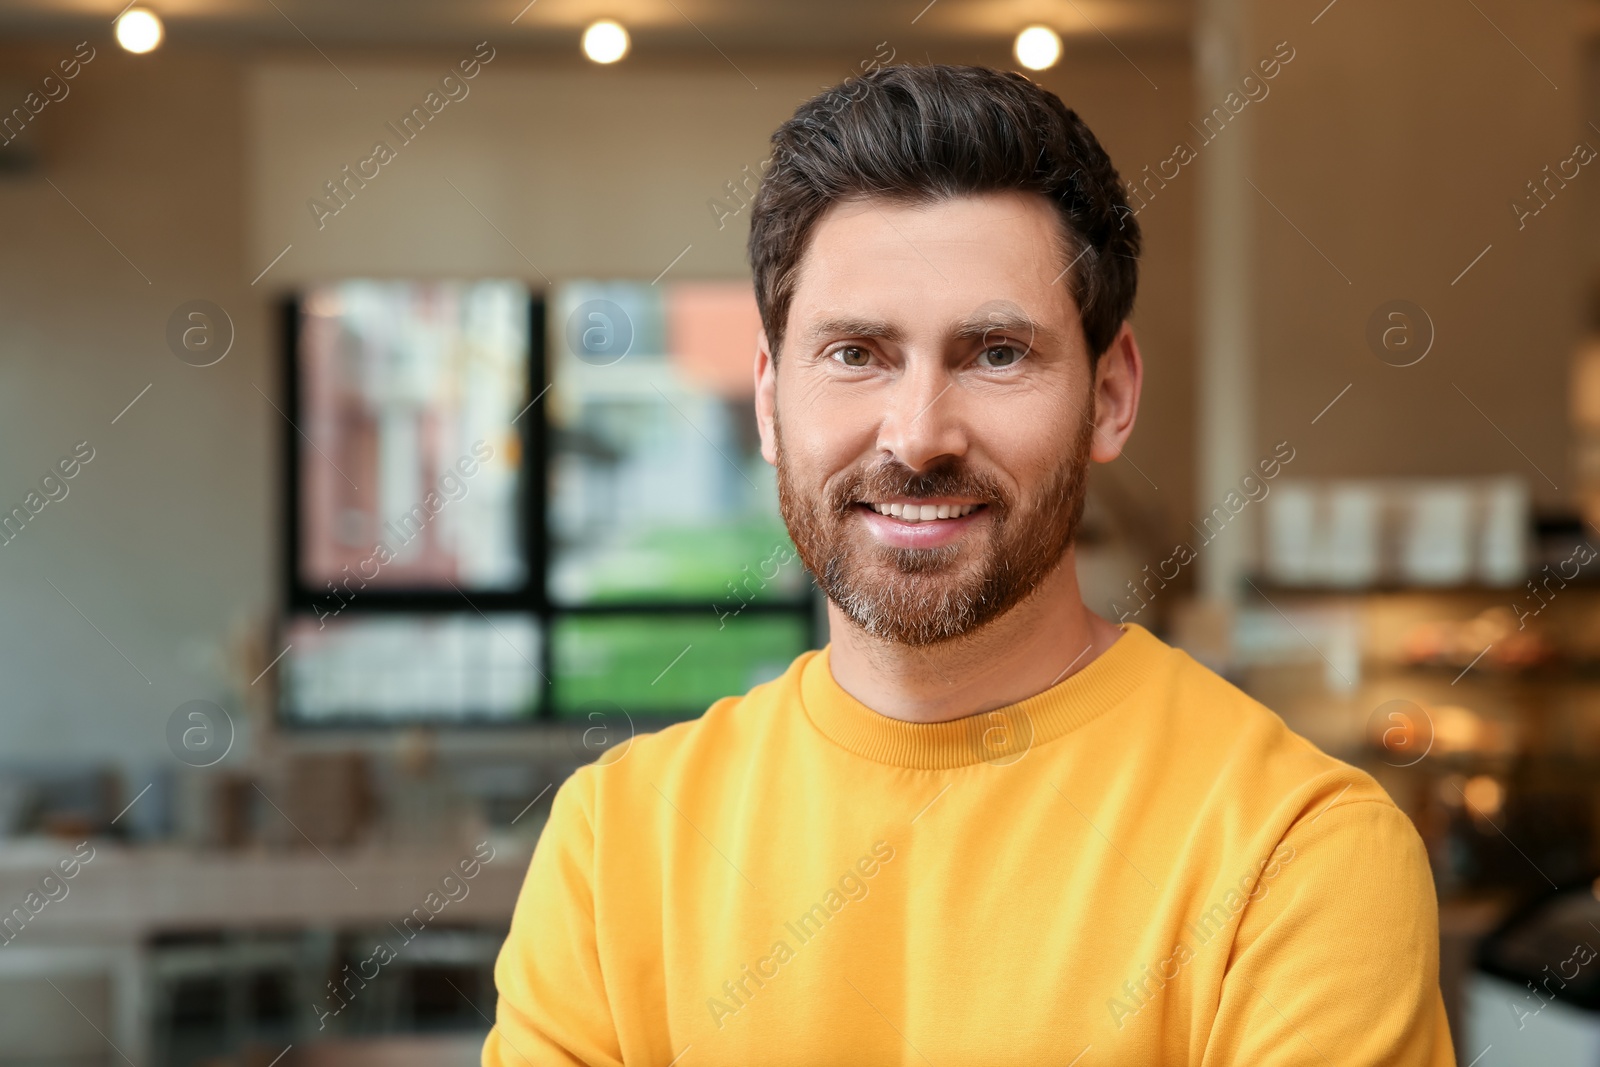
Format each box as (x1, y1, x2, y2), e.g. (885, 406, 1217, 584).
(824, 548, 1125, 723)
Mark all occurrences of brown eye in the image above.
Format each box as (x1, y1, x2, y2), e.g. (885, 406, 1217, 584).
(832, 345, 871, 367)
(978, 344, 1023, 368)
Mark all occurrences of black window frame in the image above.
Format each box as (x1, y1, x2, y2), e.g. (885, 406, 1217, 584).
(275, 284, 817, 729)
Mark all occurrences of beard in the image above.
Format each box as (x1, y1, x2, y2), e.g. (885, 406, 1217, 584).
(775, 413, 1095, 647)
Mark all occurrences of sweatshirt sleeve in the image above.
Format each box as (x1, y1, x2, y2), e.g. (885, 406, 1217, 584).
(1201, 799, 1456, 1066)
(483, 768, 624, 1067)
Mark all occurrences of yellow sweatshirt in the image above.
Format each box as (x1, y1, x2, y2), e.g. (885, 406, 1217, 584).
(486, 623, 1454, 1066)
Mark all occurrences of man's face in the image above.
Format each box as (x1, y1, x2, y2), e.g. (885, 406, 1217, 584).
(755, 190, 1111, 646)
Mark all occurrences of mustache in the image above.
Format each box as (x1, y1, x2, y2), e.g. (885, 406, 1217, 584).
(829, 459, 1009, 514)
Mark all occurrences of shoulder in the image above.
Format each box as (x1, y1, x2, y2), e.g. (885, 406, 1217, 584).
(1126, 636, 1438, 934)
(1136, 632, 1410, 845)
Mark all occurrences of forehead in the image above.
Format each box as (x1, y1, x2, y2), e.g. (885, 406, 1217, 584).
(787, 190, 1079, 336)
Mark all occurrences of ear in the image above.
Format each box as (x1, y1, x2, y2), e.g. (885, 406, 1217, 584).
(1089, 322, 1142, 463)
(755, 327, 779, 466)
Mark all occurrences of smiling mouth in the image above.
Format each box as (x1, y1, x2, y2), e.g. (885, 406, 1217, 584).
(860, 501, 986, 523)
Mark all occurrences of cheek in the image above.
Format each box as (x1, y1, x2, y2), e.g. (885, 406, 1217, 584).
(777, 373, 880, 473)
(972, 389, 1083, 489)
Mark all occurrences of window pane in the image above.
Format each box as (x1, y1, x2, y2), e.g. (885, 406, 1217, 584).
(547, 280, 802, 604)
(297, 279, 530, 593)
(552, 613, 809, 717)
(281, 613, 542, 723)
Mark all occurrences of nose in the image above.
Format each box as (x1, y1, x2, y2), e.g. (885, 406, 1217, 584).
(875, 358, 968, 472)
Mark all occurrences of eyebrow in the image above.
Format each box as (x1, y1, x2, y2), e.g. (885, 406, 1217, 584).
(803, 310, 1051, 347)
(951, 309, 1046, 342)
(804, 317, 905, 345)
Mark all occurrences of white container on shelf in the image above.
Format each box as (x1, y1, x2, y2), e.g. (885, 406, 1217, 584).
(1322, 482, 1384, 587)
(1398, 481, 1475, 586)
(1476, 476, 1530, 587)
(1263, 481, 1319, 585)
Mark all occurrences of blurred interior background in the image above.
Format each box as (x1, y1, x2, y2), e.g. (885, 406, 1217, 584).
(2, 0, 1600, 1063)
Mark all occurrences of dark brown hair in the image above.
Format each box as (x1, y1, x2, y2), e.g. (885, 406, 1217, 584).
(748, 63, 1140, 362)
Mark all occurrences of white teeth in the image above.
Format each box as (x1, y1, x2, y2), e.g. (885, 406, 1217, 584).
(869, 502, 979, 522)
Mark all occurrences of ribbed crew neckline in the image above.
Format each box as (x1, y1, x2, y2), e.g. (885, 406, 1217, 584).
(799, 623, 1171, 769)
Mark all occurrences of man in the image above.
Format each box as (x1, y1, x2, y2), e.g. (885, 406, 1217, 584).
(486, 64, 1454, 1065)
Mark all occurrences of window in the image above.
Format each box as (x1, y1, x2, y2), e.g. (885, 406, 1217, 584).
(279, 279, 815, 726)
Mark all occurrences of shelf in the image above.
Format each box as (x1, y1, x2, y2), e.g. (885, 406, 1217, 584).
(1243, 580, 1600, 599)
(1365, 661, 1600, 683)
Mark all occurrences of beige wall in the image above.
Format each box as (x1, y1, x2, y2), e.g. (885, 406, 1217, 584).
(0, 44, 266, 766)
(1248, 0, 1581, 510)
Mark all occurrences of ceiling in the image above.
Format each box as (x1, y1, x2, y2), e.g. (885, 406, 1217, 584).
(0, 0, 1190, 52)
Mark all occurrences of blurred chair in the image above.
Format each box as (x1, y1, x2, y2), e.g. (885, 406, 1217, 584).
(333, 926, 502, 1034)
(147, 929, 335, 1066)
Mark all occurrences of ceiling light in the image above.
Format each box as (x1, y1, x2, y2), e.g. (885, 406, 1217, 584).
(583, 19, 630, 64)
(1014, 25, 1061, 71)
(115, 8, 164, 54)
